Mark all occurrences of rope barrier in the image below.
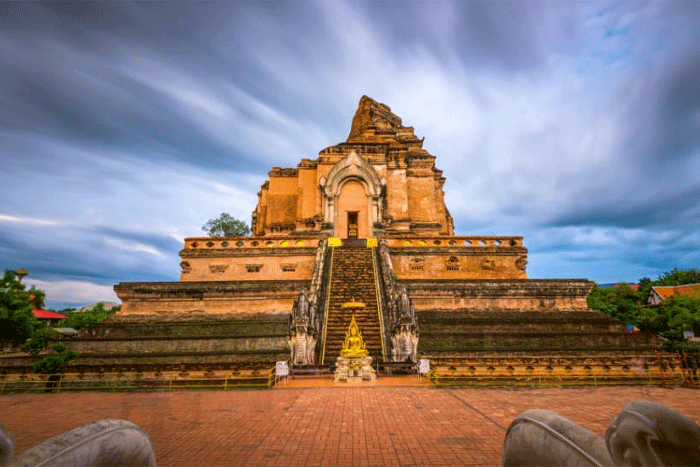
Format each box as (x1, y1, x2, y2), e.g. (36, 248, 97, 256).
(0, 368, 276, 394)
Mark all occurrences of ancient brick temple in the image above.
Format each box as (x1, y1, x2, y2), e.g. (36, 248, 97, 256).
(105, 97, 666, 379)
(253, 95, 455, 239)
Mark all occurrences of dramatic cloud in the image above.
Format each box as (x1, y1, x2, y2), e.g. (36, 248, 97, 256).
(1, 1, 699, 308)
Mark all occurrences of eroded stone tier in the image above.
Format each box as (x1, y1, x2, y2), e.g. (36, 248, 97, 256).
(404, 279, 594, 311)
(176, 235, 527, 282)
(252, 95, 454, 238)
(114, 280, 308, 315)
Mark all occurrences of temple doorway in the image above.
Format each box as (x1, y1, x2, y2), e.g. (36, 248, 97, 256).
(336, 180, 369, 238)
(347, 212, 358, 238)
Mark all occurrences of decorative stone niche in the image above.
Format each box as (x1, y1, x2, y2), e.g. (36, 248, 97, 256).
(208, 264, 229, 274)
(246, 264, 263, 273)
(481, 259, 495, 271)
(445, 256, 460, 271)
(281, 263, 297, 272)
(410, 258, 424, 271)
(179, 261, 191, 274)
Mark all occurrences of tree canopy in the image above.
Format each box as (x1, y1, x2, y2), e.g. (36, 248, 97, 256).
(32, 343, 78, 375)
(21, 326, 59, 356)
(638, 295, 700, 348)
(588, 268, 700, 352)
(202, 213, 251, 237)
(0, 270, 43, 345)
(587, 284, 642, 326)
(63, 302, 120, 329)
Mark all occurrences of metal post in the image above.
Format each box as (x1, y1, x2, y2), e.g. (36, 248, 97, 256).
(657, 352, 666, 387)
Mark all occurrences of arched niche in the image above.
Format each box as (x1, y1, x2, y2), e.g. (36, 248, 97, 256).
(319, 151, 385, 237)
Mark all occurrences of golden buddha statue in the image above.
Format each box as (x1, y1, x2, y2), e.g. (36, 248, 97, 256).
(340, 314, 368, 358)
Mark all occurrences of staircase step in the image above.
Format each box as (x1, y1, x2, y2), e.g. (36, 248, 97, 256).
(321, 247, 384, 365)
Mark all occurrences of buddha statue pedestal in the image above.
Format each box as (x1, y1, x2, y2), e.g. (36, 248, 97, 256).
(333, 309, 377, 382)
(334, 355, 376, 382)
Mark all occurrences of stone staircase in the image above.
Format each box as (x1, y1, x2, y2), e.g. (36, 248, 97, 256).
(321, 246, 384, 365)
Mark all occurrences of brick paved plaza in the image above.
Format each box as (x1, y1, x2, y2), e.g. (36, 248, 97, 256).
(2, 384, 699, 466)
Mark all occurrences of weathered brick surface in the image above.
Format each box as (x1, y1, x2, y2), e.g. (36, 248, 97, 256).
(2, 386, 698, 466)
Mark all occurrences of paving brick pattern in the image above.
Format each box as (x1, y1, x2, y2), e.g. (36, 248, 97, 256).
(2, 385, 699, 466)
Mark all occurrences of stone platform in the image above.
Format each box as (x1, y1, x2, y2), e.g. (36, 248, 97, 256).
(2, 385, 698, 466)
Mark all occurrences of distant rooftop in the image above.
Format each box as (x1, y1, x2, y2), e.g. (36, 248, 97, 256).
(651, 283, 700, 301)
(32, 309, 67, 320)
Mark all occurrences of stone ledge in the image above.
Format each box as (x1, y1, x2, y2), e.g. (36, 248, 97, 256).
(179, 248, 318, 258)
(115, 280, 309, 297)
(393, 247, 528, 256)
(404, 279, 593, 295)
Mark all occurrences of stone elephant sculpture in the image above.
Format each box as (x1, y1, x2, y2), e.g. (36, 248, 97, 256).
(503, 400, 700, 467)
(0, 419, 156, 467)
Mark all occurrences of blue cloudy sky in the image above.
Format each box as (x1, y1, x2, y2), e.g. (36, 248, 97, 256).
(1, 1, 699, 309)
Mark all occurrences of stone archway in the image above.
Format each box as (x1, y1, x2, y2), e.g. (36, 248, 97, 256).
(319, 151, 385, 238)
(337, 179, 369, 238)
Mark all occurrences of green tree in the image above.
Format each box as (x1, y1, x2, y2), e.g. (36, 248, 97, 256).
(21, 326, 59, 356)
(32, 343, 78, 374)
(32, 343, 78, 392)
(587, 284, 642, 325)
(655, 268, 700, 286)
(638, 295, 700, 351)
(0, 270, 43, 346)
(637, 277, 653, 305)
(202, 213, 251, 237)
(64, 302, 120, 329)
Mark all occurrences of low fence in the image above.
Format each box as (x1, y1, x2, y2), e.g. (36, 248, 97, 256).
(427, 354, 696, 388)
(0, 368, 275, 394)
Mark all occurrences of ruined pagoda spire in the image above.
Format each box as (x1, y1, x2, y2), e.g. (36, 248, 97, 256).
(347, 96, 422, 146)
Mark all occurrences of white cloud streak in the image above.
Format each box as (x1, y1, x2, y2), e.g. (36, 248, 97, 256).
(24, 278, 119, 307)
(1, 0, 699, 305)
(0, 213, 61, 226)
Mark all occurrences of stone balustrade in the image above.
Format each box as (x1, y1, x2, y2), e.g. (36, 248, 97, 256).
(183, 236, 322, 250)
(182, 236, 522, 250)
(384, 236, 524, 248)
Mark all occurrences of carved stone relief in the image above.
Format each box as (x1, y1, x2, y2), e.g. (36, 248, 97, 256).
(208, 264, 228, 274)
(481, 259, 495, 271)
(516, 255, 528, 270)
(410, 257, 424, 271)
(445, 256, 460, 271)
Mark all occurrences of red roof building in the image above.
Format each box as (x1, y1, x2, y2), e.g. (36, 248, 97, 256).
(647, 283, 700, 305)
(613, 284, 639, 290)
(32, 309, 68, 320)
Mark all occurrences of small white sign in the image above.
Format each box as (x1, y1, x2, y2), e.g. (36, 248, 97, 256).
(275, 361, 289, 377)
(418, 359, 430, 375)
